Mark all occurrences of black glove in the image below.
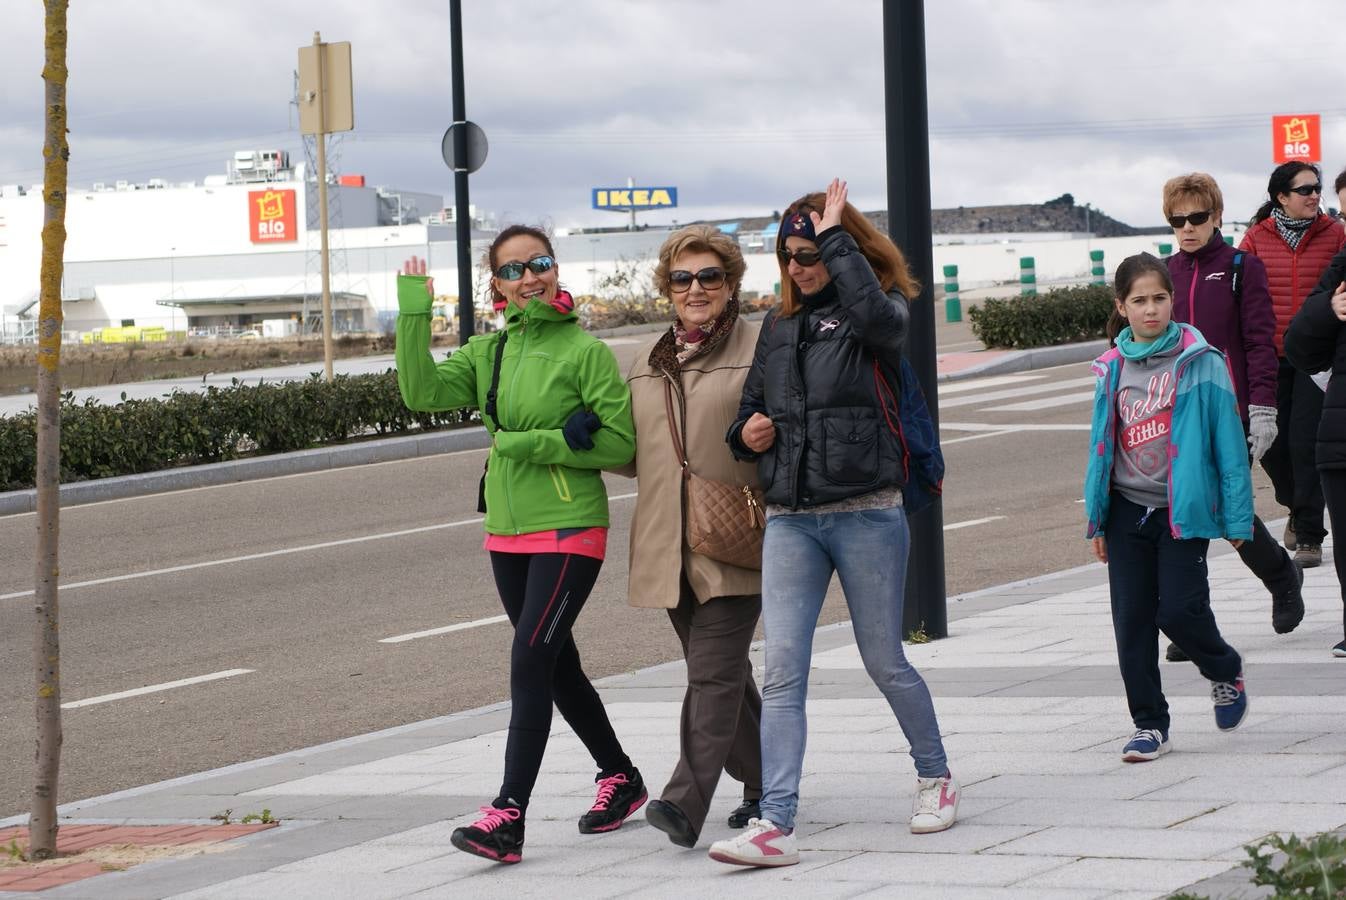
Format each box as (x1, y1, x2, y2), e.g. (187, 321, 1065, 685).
(562, 409, 602, 451)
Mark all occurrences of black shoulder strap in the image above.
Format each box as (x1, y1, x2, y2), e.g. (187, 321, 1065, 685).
(1231, 252, 1245, 305)
(483, 331, 508, 431)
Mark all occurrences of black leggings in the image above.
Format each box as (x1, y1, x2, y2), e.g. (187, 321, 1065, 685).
(490, 551, 630, 807)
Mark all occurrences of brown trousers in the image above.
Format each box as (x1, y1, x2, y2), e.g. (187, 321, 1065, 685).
(660, 575, 763, 833)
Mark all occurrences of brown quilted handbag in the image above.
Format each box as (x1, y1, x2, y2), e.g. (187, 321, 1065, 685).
(664, 379, 765, 570)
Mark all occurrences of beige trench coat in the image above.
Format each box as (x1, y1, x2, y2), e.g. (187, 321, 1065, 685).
(622, 319, 764, 609)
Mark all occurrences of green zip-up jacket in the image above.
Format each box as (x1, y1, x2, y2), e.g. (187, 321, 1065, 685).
(395, 275, 635, 535)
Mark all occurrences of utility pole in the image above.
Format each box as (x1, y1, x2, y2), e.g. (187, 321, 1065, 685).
(298, 33, 353, 380)
(883, 0, 947, 638)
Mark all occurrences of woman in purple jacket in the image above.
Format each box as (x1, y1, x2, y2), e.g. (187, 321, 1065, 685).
(1162, 174, 1304, 657)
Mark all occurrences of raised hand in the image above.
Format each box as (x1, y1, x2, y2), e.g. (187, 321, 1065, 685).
(808, 178, 848, 233)
(400, 255, 433, 297)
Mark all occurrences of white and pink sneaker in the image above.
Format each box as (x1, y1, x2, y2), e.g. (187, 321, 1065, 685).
(910, 771, 959, 834)
(707, 817, 799, 867)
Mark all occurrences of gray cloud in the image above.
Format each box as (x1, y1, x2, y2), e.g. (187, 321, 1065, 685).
(4, 1, 1346, 233)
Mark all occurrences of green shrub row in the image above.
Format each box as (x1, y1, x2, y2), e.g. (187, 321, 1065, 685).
(0, 371, 473, 491)
(967, 284, 1115, 350)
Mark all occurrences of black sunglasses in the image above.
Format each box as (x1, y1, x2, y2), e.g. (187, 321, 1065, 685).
(1288, 183, 1323, 197)
(495, 255, 556, 281)
(668, 267, 726, 293)
(1167, 210, 1213, 229)
(777, 248, 823, 267)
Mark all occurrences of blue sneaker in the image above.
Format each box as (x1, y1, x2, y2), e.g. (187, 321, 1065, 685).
(1121, 728, 1170, 762)
(1212, 673, 1248, 731)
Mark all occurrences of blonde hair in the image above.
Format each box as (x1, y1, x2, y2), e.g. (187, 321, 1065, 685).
(776, 193, 920, 317)
(653, 225, 746, 297)
(1162, 173, 1224, 220)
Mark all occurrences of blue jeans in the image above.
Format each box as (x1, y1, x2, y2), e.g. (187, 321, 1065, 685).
(757, 505, 948, 830)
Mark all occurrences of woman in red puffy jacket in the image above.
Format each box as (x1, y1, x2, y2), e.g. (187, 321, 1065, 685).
(1241, 162, 1346, 568)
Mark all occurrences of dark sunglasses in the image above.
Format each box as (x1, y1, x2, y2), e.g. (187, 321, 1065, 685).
(1288, 183, 1323, 197)
(777, 248, 823, 267)
(494, 255, 555, 281)
(1166, 210, 1213, 229)
(668, 267, 726, 293)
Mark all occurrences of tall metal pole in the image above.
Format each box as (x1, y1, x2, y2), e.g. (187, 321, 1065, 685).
(314, 31, 334, 381)
(883, 0, 947, 639)
(449, 0, 474, 344)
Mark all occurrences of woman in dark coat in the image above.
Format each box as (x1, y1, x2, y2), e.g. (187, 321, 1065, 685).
(1283, 248, 1346, 657)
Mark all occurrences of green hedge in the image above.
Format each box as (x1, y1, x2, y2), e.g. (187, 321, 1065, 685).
(0, 371, 473, 492)
(967, 284, 1115, 350)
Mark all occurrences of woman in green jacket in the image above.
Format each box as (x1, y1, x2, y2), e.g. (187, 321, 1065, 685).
(396, 225, 644, 865)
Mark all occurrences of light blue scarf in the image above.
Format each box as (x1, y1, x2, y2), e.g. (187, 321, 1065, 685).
(1116, 322, 1181, 361)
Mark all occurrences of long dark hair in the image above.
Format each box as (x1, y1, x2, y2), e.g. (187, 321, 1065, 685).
(1252, 162, 1320, 224)
(1107, 252, 1174, 340)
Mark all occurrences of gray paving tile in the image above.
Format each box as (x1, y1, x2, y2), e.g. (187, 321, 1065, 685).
(799, 821, 1042, 854)
(984, 824, 1268, 860)
(1013, 857, 1235, 892)
(786, 850, 1070, 886)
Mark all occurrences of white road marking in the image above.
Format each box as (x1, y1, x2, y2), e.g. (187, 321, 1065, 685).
(937, 374, 1044, 395)
(979, 390, 1095, 413)
(1, 492, 643, 600)
(944, 516, 1006, 531)
(62, 669, 254, 709)
(939, 376, 1095, 409)
(942, 430, 1014, 446)
(380, 615, 510, 643)
(0, 519, 486, 601)
(941, 422, 1091, 432)
(0, 443, 494, 518)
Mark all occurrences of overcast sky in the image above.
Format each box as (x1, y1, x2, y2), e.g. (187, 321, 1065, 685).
(4, 1, 1346, 232)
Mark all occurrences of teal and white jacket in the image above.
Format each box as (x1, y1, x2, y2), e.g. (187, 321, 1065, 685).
(1084, 323, 1253, 541)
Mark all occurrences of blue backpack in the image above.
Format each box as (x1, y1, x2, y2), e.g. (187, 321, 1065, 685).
(873, 354, 944, 515)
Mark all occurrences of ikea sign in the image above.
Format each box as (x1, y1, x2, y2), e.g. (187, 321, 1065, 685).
(592, 187, 678, 211)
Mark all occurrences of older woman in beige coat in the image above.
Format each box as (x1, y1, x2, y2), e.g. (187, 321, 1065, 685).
(623, 225, 763, 848)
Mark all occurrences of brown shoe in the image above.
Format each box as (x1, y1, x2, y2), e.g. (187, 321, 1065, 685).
(1294, 544, 1322, 569)
(1283, 517, 1297, 551)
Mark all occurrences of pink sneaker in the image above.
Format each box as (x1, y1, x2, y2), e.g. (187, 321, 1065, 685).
(577, 769, 647, 833)
(910, 771, 959, 834)
(708, 817, 799, 867)
(450, 804, 524, 864)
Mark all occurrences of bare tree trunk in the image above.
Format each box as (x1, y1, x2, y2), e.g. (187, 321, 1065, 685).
(31, 0, 70, 862)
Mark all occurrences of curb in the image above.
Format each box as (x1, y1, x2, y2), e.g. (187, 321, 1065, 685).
(939, 339, 1106, 382)
(0, 427, 492, 517)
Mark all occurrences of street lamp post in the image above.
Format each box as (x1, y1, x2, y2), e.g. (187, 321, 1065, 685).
(883, 0, 947, 638)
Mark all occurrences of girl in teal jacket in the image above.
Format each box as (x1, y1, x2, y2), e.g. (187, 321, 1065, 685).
(396, 225, 644, 865)
(1084, 253, 1251, 765)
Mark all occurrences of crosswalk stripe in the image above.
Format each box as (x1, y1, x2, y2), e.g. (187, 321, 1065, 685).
(979, 391, 1096, 413)
(939, 376, 1095, 409)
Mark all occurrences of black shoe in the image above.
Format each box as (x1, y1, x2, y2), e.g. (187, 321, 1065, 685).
(578, 768, 647, 834)
(727, 798, 760, 829)
(1294, 543, 1323, 569)
(450, 803, 524, 864)
(1165, 642, 1189, 662)
(1272, 560, 1306, 635)
(646, 798, 698, 848)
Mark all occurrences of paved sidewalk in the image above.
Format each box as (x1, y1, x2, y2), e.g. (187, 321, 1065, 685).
(4, 530, 1343, 899)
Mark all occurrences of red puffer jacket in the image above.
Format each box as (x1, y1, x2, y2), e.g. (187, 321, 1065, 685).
(1240, 214, 1346, 354)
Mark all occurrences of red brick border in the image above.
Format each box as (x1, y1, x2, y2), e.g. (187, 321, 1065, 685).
(0, 823, 277, 892)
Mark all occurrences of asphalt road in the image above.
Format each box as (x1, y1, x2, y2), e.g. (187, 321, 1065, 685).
(0, 353, 1289, 819)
